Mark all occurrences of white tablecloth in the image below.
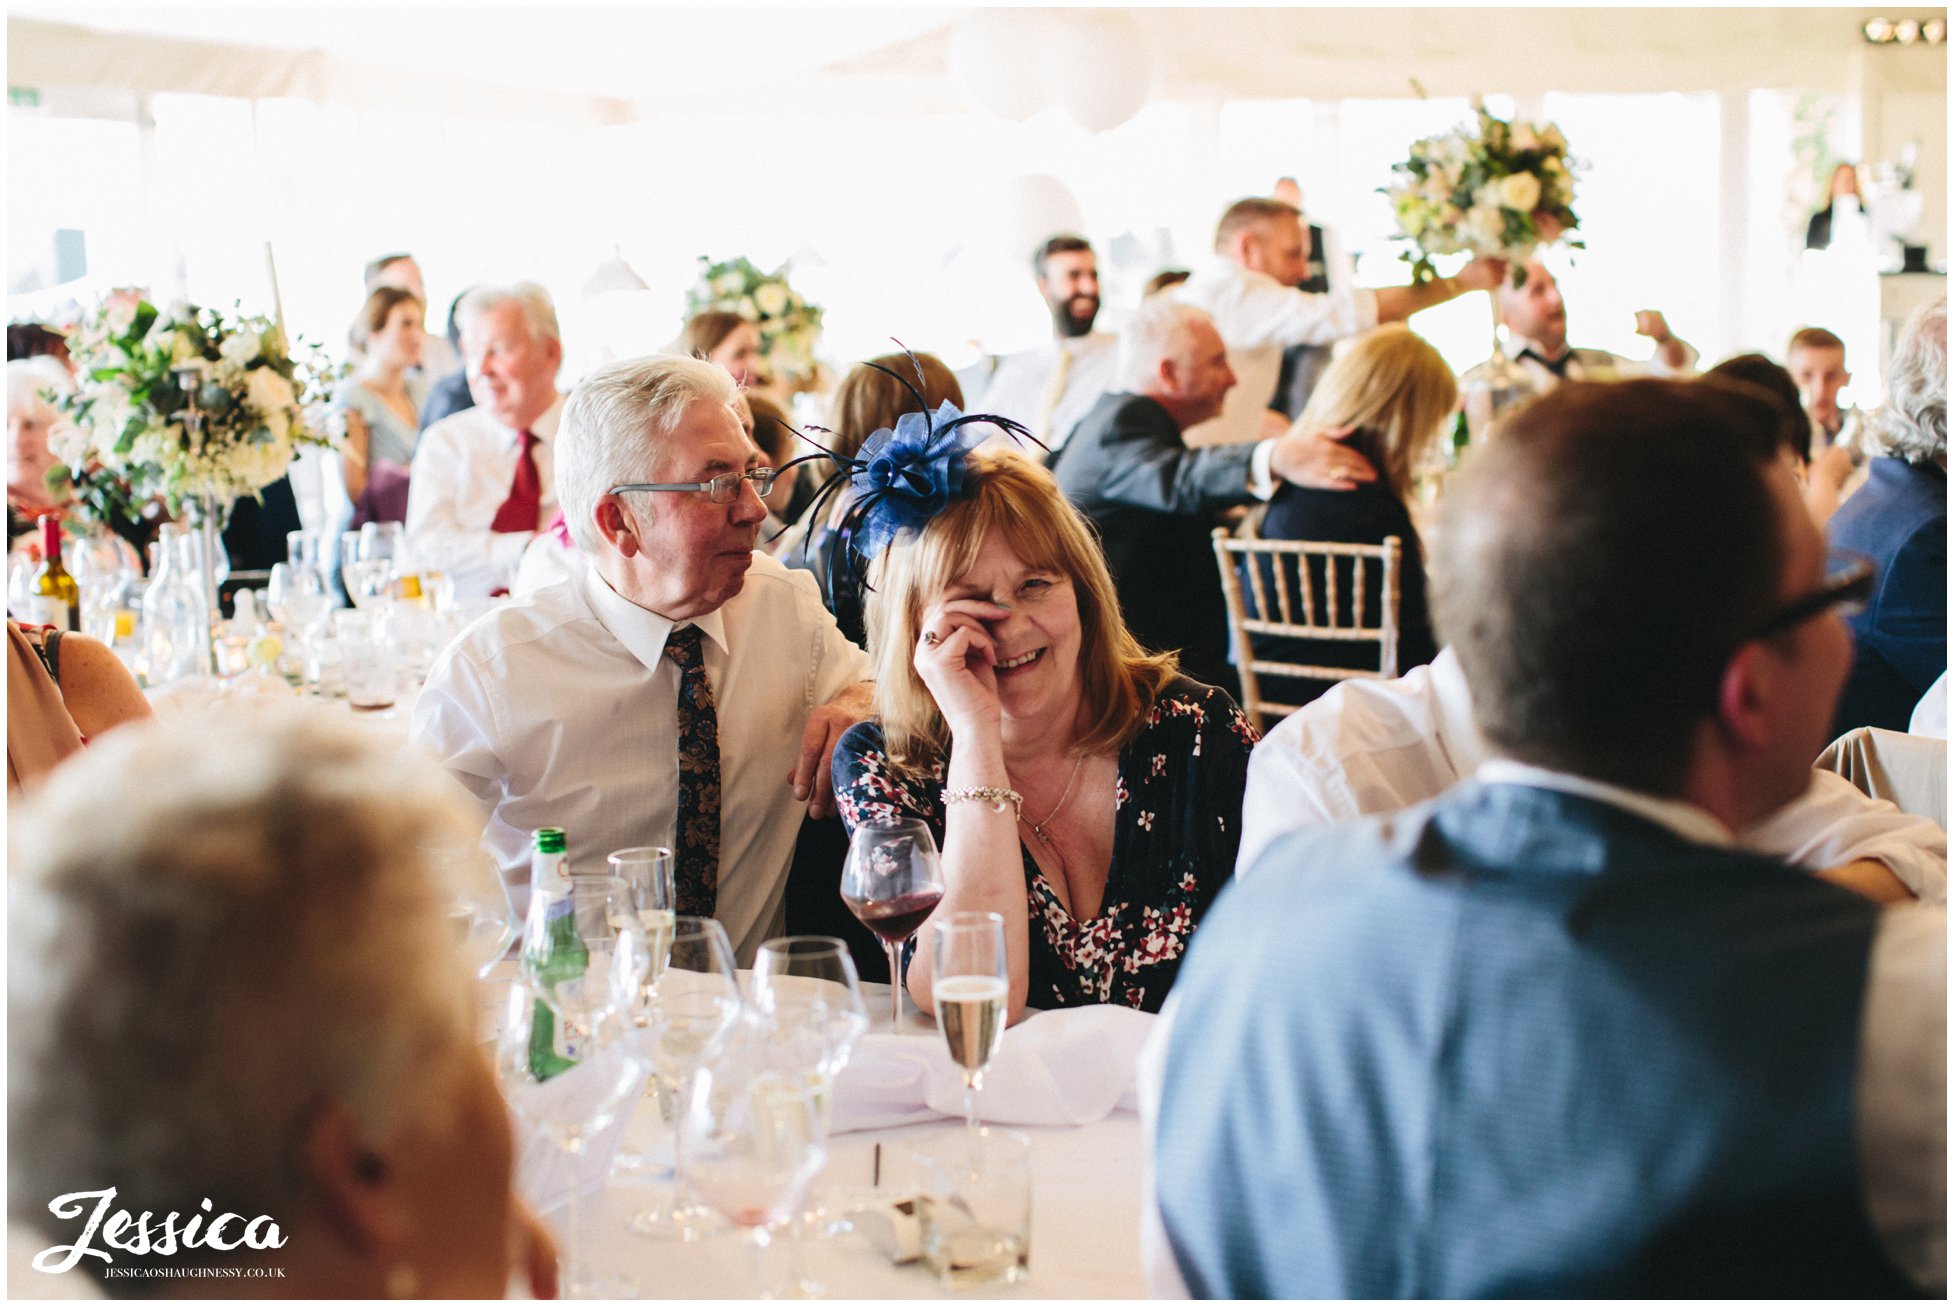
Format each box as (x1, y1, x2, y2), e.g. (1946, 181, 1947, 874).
(562, 986, 1149, 1300)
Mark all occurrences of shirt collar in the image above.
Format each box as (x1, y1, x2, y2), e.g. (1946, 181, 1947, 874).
(1429, 648, 1488, 772)
(1503, 334, 1571, 367)
(1475, 758, 1735, 848)
(508, 393, 566, 445)
(581, 565, 730, 673)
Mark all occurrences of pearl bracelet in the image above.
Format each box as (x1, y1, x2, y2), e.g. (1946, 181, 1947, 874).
(942, 786, 1023, 816)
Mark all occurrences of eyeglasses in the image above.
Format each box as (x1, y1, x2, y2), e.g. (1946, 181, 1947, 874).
(1748, 548, 1875, 641)
(608, 468, 779, 504)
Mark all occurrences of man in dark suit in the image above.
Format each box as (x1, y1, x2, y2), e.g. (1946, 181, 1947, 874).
(1828, 297, 1946, 735)
(1051, 298, 1374, 692)
(1147, 380, 1944, 1297)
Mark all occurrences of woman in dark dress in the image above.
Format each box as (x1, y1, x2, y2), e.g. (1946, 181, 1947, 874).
(833, 448, 1256, 1021)
(1252, 324, 1454, 706)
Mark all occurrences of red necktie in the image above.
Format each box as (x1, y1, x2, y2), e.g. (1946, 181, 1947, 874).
(489, 429, 542, 534)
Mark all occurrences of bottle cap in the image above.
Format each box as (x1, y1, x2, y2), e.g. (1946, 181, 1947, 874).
(533, 827, 567, 854)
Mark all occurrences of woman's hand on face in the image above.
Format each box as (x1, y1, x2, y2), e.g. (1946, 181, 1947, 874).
(913, 598, 1011, 733)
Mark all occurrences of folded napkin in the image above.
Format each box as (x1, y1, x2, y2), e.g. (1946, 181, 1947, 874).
(510, 1049, 651, 1215)
(830, 1004, 1154, 1134)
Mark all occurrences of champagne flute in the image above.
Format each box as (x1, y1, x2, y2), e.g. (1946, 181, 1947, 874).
(680, 1010, 829, 1300)
(930, 912, 1009, 1134)
(608, 846, 677, 1177)
(498, 884, 649, 1299)
(839, 818, 946, 1027)
(752, 937, 870, 1294)
(631, 916, 743, 1242)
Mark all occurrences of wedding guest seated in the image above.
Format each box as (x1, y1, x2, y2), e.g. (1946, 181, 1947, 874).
(1703, 352, 1854, 522)
(977, 234, 1119, 451)
(1248, 324, 1449, 707)
(7, 619, 150, 797)
(1828, 298, 1946, 737)
(413, 356, 872, 960)
(405, 283, 563, 599)
(778, 351, 965, 648)
(831, 435, 1260, 1020)
(1148, 379, 1945, 1298)
(9, 706, 554, 1298)
(365, 251, 461, 381)
(334, 286, 429, 528)
(1465, 259, 1697, 394)
(680, 310, 765, 390)
(7, 357, 69, 546)
(1053, 298, 1380, 695)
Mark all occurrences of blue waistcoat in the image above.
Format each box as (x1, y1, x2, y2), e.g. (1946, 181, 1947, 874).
(1155, 782, 1917, 1298)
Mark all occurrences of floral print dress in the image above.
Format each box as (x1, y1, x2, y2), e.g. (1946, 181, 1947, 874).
(832, 677, 1258, 1013)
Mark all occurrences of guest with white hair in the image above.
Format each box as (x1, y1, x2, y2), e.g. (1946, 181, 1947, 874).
(8, 705, 555, 1298)
(1050, 297, 1376, 693)
(413, 355, 873, 961)
(405, 281, 565, 598)
(7, 356, 72, 546)
(1827, 297, 1946, 735)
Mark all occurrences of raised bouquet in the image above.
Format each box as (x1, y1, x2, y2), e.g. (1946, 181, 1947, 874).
(53, 297, 335, 521)
(1384, 98, 1582, 285)
(686, 256, 824, 386)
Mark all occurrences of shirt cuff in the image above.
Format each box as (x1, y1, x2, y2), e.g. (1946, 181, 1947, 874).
(1248, 440, 1279, 501)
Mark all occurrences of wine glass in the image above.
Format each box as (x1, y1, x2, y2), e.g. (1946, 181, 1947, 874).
(930, 912, 1010, 1134)
(680, 1010, 829, 1299)
(499, 881, 649, 1299)
(267, 560, 332, 687)
(752, 937, 869, 1295)
(839, 818, 946, 1027)
(607, 846, 676, 1178)
(631, 916, 743, 1242)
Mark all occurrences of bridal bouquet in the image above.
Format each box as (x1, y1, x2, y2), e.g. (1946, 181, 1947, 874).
(53, 297, 334, 520)
(1384, 98, 1582, 284)
(687, 256, 825, 386)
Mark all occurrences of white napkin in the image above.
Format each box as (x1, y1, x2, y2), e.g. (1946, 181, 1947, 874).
(830, 1004, 1154, 1134)
(510, 1049, 651, 1215)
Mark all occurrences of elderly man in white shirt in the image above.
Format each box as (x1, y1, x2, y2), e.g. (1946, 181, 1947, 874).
(412, 356, 873, 963)
(405, 282, 564, 599)
(1464, 259, 1698, 395)
(978, 235, 1120, 452)
(1174, 196, 1505, 446)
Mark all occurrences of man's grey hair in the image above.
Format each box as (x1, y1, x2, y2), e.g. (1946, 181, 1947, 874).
(1874, 297, 1946, 463)
(7, 355, 71, 420)
(454, 280, 561, 347)
(8, 705, 480, 1265)
(1114, 297, 1213, 393)
(556, 354, 740, 552)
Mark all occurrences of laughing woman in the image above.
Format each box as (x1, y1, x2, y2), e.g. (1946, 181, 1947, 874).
(832, 442, 1258, 1022)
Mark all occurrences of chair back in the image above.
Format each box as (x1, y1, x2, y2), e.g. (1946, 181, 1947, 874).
(1211, 526, 1401, 730)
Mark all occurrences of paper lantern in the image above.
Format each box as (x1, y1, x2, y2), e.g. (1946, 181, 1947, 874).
(948, 11, 1053, 122)
(1051, 12, 1153, 134)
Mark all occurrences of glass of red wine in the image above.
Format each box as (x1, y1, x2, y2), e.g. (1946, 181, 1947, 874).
(839, 817, 947, 1027)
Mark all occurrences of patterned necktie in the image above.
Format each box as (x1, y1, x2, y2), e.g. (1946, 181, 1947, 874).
(489, 429, 542, 533)
(663, 624, 720, 917)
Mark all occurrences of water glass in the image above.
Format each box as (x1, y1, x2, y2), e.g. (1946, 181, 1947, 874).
(912, 1127, 1032, 1290)
(333, 609, 396, 709)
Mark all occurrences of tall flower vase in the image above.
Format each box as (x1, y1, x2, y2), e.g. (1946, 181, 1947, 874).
(1458, 296, 1542, 447)
(180, 494, 232, 676)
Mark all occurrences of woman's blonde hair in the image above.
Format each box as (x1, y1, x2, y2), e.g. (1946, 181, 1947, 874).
(862, 450, 1178, 777)
(1293, 324, 1457, 498)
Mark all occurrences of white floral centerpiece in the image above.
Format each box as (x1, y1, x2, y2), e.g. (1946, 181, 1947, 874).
(53, 296, 334, 523)
(685, 256, 825, 388)
(1383, 97, 1583, 286)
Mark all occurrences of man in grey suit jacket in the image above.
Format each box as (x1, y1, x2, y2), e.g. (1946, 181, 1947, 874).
(1052, 298, 1372, 692)
(1147, 379, 1944, 1297)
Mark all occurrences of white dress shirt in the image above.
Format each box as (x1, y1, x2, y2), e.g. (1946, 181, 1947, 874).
(409, 553, 872, 963)
(1144, 763, 1947, 1295)
(1239, 647, 1949, 902)
(404, 395, 563, 599)
(1173, 257, 1381, 447)
(977, 332, 1119, 451)
(1465, 332, 1700, 395)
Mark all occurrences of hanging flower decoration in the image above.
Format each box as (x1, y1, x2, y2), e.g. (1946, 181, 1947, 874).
(52, 296, 337, 521)
(685, 256, 825, 387)
(1383, 96, 1584, 285)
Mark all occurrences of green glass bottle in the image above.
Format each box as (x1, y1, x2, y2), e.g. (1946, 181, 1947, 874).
(1448, 407, 1472, 466)
(519, 827, 587, 1081)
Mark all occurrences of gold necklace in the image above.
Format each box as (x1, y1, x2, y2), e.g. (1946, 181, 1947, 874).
(1021, 754, 1086, 846)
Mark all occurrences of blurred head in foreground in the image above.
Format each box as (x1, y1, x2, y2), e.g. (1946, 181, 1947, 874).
(8, 705, 516, 1297)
